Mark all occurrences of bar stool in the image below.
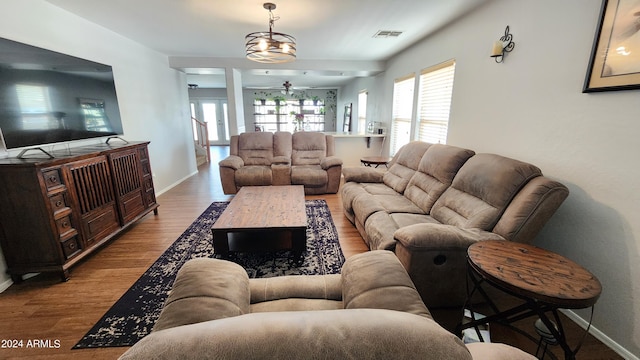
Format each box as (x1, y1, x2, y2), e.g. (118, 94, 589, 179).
(360, 156, 392, 168)
(535, 318, 558, 359)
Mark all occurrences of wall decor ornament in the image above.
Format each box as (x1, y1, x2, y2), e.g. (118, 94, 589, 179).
(584, 0, 640, 92)
(490, 25, 515, 63)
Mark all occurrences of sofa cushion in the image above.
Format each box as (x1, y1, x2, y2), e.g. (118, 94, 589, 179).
(251, 298, 343, 312)
(404, 144, 475, 213)
(235, 165, 272, 186)
(249, 274, 343, 313)
(291, 165, 328, 187)
(383, 141, 431, 193)
(377, 194, 425, 214)
(431, 153, 542, 230)
(237, 132, 274, 165)
(153, 258, 250, 332)
(364, 211, 439, 250)
(249, 274, 342, 303)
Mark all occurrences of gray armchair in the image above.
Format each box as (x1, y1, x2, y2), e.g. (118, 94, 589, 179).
(119, 251, 536, 360)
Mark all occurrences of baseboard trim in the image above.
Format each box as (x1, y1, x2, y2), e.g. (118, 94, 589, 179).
(155, 170, 198, 197)
(0, 278, 12, 293)
(561, 309, 638, 360)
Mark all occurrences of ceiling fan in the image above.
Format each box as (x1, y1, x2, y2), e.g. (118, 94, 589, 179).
(281, 80, 293, 95)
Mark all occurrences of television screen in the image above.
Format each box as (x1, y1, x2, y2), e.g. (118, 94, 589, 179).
(0, 37, 123, 150)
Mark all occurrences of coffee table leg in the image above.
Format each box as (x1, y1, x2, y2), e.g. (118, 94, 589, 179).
(291, 228, 307, 264)
(212, 229, 230, 258)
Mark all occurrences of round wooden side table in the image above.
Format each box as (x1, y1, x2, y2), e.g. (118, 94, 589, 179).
(459, 240, 602, 360)
(360, 156, 392, 168)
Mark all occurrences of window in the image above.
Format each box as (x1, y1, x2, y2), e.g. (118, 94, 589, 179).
(254, 99, 324, 133)
(417, 60, 455, 144)
(357, 90, 367, 132)
(79, 98, 112, 132)
(390, 74, 415, 155)
(15, 84, 53, 130)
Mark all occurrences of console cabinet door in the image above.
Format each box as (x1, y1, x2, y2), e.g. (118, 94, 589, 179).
(108, 148, 146, 224)
(137, 145, 157, 209)
(63, 156, 119, 248)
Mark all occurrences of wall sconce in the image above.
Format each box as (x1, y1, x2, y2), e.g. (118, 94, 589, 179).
(491, 25, 515, 63)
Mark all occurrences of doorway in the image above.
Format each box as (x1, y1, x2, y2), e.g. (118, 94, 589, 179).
(190, 98, 230, 145)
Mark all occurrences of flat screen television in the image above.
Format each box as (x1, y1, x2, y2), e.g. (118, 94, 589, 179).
(0, 37, 123, 155)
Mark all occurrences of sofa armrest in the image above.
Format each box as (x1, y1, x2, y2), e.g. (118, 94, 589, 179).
(342, 166, 385, 183)
(153, 258, 251, 332)
(272, 155, 291, 165)
(218, 155, 244, 170)
(394, 224, 505, 250)
(320, 155, 342, 170)
(393, 224, 504, 308)
(341, 250, 431, 319)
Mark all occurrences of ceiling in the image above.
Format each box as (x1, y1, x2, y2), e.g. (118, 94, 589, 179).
(45, 0, 490, 89)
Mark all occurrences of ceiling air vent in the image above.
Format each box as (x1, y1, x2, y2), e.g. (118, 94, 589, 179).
(373, 30, 403, 38)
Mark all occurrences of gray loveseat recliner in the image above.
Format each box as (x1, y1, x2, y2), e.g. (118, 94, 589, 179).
(342, 141, 569, 308)
(219, 131, 342, 195)
(119, 251, 535, 360)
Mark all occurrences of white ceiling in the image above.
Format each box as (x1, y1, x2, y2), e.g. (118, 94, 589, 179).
(45, 0, 490, 89)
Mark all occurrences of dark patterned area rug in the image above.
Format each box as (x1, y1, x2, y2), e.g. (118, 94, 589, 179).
(73, 199, 344, 349)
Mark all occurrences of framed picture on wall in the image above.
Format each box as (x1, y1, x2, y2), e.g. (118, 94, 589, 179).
(583, 0, 640, 92)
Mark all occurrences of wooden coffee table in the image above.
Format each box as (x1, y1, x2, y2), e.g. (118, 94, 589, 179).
(212, 185, 307, 263)
(459, 240, 602, 360)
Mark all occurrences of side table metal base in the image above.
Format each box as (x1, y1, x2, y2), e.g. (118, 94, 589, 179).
(457, 264, 595, 360)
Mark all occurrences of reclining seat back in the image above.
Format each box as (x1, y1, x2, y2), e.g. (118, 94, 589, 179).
(237, 132, 274, 165)
(290, 132, 336, 194)
(291, 132, 327, 166)
(492, 176, 569, 243)
(404, 144, 475, 214)
(235, 132, 274, 186)
(382, 141, 432, 194)
(430, 153, 542, 231)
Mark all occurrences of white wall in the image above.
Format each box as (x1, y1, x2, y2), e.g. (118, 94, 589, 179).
(0, 1, 197, 289)
(339, 77, 379, 133)
(378, 0, 639, 357)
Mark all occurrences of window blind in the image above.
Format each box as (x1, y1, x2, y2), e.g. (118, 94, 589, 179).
(417, 60, 455, 144)
(391, 75, 415, 155)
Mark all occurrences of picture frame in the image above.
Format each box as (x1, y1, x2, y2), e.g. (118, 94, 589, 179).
(583, 0, 640, 92)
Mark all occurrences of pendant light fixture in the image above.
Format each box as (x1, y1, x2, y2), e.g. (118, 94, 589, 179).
(245, 3, 297, 64)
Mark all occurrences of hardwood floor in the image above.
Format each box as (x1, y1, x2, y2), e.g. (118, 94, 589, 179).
(0, 146, 619, 359)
